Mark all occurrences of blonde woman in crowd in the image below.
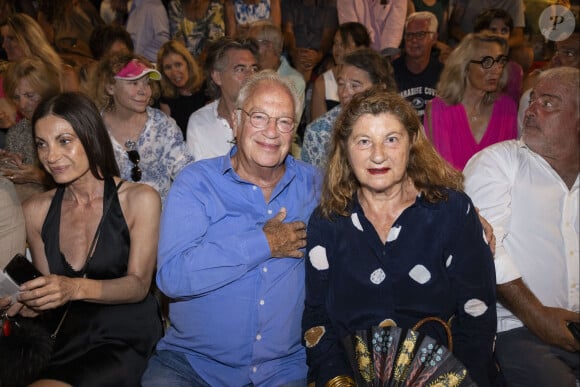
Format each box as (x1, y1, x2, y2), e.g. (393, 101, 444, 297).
(157, 40, 208, 139)
(424, 33, 517, 170)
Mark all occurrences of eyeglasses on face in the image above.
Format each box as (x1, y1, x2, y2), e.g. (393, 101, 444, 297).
(404, 31, 434, 41)
(554, 48, 578, 58)
(470, 55, 509, 69)
(127, 149, 142, 182)
(238, 109, 295, 133)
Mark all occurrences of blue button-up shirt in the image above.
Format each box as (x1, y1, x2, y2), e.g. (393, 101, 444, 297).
(156, 147, 322, 385)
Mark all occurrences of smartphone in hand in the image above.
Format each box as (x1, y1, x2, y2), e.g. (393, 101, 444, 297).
(567, 321, 580, 341)
(1, 254, 42, 297)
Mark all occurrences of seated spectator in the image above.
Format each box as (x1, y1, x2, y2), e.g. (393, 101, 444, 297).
(464, 67, 579, 386)
(282, 0, 337, 81)
(407, 0, 449, 42)
(337, 0, 407, 56)
(168, 0, 226, 62)
(125, 0, 170, 62)
(449, 0, 525, 47)
(302, 48, 396, 169)
(303, 88, 497, 386)
(248, 21, 305, 118)
(186, 37, 258, 161)
(392, 11, 443, 119)
(80, 23, 135, 95)
(89, 24, 134, 60)
(517, 29, 579, 132)
(0, 58, 59, 202)
(142, 70, 321, 386)
(474, 8, 523, 103)
(4, 92, 163, 386)
(36, 0, 104, 67)
(225, 0, 281, 38)
(247, 20, 305, 158)
(91, 53, 194, 203)
(0, 176, 25, 268)
(0, 13, 75, 128)
(310, 22, 370, 122)
(157, 40, 209, 139)
(424, 33, 517, 170)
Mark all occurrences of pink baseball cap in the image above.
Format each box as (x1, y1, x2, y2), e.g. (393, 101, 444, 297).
(114, 59, 161, 81)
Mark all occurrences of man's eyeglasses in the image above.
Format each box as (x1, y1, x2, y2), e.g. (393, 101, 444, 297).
(554, 48, 578, 58)
(256, 39, 273, 47)
(404, 31, 434, 41)
(470, 55, 509, 69)
(238, 109, 295, 133)
(127, 150, 142, 182)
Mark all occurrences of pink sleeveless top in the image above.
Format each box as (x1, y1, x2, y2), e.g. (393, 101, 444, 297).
(425, 94, 517, 170)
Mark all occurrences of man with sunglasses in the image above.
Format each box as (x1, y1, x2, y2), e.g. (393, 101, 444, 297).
(143, 70, 321, 386)
(464, 67, 580, 386)
(392, 11, 443, 119)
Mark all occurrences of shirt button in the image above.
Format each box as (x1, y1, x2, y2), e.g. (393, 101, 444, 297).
(262, 267, 268, 273)
(252, 366, 257, 373)
(267, 209, 273, 214)
(252, 186, 258, 191)
(259, 299, 265, 305)
(256, 334, 262, 341)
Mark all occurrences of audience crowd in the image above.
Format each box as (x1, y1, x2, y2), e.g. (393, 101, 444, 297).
(0, 0, 578, 386)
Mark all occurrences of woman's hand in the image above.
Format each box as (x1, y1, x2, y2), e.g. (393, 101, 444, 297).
(0, 109, 15, 128)
(0, 150, 48, 185)
(0, 296, 37, 317)
(476, 208, 496, 255)
(17, 275, 80, 311)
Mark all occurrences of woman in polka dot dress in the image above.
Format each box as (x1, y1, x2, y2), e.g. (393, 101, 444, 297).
(302, 89, 498, 387)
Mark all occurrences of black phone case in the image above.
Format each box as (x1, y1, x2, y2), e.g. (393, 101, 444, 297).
(4, 254, 42, 285)
(568, 321, 580, 341)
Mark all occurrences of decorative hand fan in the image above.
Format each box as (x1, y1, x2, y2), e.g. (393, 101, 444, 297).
(341, 317, 476, 387)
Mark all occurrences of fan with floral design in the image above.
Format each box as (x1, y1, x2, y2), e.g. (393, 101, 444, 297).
(342, 317, 476, 387)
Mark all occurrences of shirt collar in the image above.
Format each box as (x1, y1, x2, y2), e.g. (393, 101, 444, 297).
(220, 146, 297, 191)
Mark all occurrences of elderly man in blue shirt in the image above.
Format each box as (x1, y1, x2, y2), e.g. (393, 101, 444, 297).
(142, 70, 322, 386)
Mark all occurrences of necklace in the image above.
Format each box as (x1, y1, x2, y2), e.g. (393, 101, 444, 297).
(125, 139, 137, 150)
(469, 100, 484, 122)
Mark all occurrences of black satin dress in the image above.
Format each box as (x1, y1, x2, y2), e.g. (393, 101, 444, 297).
(37, 177, 163, 387)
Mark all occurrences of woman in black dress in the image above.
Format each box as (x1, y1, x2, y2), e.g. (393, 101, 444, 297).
(11, 92, 163, 386)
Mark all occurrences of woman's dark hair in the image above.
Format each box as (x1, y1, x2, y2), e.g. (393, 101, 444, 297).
(474, 8, 514, 33)
(32, 92, 120, 180)
(337, 22, 371, 48)
(342, 48, 397, 92)
(89, 24, 134, 59)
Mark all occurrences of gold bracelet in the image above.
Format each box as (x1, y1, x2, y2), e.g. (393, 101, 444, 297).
(325, 375, 356, 387)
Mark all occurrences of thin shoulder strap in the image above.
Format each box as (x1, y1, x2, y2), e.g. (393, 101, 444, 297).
(82, 179, 124, 275)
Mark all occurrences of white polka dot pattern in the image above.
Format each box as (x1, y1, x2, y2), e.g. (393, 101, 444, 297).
(309, 245, 329, 271)
(409, 264, 431, 284)
(464, 298, 488, 317)
(445, 255, 453, 267)
(370, 268, 386, 284)
(351, 213, 363, 231)
(387, 225, 401, 242)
